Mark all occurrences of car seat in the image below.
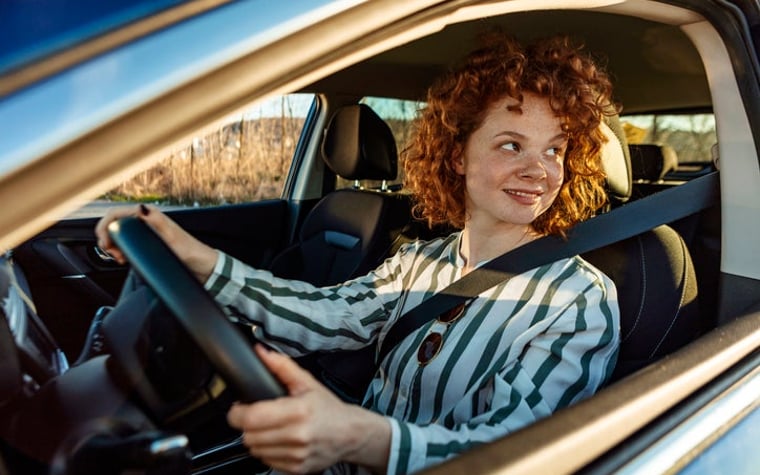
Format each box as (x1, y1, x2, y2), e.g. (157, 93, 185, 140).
(630, 143, 679, 183)
(268, 104, 416, 286)
(583, 120, 702, 383)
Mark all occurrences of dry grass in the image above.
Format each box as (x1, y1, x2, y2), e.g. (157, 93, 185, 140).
(106, 115, 305, 205)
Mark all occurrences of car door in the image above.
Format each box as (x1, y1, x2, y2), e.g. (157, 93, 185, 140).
(12, 202, 289, 360)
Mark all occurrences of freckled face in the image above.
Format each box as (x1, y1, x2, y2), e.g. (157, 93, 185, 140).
(454, 93, 566, 233)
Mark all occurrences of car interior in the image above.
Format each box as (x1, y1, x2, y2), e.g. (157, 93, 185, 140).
(1, 1, 756, 474)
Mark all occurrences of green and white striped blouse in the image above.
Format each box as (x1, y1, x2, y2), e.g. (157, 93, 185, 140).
(205, 232, 620, 475)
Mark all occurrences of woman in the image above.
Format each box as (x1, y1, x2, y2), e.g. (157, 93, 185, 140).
(96, 34, 620, 475)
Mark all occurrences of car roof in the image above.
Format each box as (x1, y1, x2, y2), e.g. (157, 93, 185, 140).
(305, 9, 711, 114)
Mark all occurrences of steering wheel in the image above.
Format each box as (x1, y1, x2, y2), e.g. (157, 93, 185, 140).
(107, 217, 285, 403)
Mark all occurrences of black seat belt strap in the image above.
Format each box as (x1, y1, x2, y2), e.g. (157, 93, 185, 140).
(378, 171, 720, 363)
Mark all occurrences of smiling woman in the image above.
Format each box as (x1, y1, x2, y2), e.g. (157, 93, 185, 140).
(90, 32, 620, 475)
(404, 34, 612, 238)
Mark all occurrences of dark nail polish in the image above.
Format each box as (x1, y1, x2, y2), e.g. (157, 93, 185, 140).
(139, 204, 149, 216)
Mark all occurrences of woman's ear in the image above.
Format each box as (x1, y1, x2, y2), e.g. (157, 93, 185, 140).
(452, 146, 465, 175)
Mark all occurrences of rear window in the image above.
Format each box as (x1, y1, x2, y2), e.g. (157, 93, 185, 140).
(621, 113, 717, 164)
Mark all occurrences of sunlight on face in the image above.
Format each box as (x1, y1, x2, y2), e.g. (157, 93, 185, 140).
(454, 93, 566, 234)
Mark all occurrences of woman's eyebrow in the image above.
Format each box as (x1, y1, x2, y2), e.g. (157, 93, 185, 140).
(493, 130, 526, 140)
(493, 131, 568, 142)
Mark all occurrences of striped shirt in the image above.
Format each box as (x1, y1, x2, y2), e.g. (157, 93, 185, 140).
(205, 232, 620, 475)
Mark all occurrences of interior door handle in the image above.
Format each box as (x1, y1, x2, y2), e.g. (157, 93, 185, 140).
(94, 246, 116, 263)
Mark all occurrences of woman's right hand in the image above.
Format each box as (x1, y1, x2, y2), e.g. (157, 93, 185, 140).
(94, 204, 218, 282)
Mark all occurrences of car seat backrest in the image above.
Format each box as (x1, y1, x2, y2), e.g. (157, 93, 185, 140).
(582, 119, 702, 384)
(583, 225, 700, 382)
(269, 104, 413, 286)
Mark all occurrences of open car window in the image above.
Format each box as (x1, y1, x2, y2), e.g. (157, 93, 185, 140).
(68, 93, 315, 218)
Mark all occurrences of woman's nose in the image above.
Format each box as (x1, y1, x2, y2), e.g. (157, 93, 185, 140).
(519, 152, 546, 179)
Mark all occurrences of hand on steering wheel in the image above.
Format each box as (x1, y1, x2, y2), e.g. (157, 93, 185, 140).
(96, 204, 217, 282)
(107, 216, 285, 402)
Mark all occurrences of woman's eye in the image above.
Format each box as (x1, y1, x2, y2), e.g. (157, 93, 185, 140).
(501, 142, 519, 152)
(546, 146, 565, 157)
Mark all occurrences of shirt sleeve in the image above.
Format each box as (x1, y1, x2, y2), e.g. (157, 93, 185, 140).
(385, 275, 620, 475)
(203, 249, 407, 357)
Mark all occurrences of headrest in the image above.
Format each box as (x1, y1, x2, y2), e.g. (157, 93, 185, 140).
(600, 115, 632, 206)
(321, 104, 398, 181)
(629, 144, 679, 182)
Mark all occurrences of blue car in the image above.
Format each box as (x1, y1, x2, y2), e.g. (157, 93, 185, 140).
(1, 1, 758, 474)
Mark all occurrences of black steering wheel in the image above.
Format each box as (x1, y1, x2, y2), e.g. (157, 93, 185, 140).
(107, 217, 285, 403)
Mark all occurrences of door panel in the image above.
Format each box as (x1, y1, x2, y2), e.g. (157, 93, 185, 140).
(167, 200, 290, 268)
(12, 199, 291, 361)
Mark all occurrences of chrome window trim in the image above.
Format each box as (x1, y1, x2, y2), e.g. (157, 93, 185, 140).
(615, 364, 760, 474)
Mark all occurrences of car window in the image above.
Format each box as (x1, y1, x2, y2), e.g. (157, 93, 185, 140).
(621, 113, 717, 164)
(335, 96, 423, 191)
(77, 93, 315, 216)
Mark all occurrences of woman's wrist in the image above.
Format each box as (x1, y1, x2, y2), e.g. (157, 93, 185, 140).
(341, 405, 391, 474)
(185, 242, 218, 282)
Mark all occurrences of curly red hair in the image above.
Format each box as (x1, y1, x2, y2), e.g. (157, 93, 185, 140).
(403, 34, 618, 236)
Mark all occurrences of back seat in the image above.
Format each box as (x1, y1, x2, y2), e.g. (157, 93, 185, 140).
(629, 143, 679, 199)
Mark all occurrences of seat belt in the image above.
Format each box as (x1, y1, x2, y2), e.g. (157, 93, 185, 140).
(377, 170, 720, 364)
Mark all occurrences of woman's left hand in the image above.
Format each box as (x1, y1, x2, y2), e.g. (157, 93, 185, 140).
(227, 345, 390, 474)
(94, 204, 218, 282)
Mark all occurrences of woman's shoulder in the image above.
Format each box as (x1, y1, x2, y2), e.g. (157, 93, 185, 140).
(542, 255, 617, 293)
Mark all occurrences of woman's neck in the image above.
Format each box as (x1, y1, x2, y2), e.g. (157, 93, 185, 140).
(459, 224, 539, 275)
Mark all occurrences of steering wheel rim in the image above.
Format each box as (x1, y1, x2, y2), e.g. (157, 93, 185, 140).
(107, 217, 285, 403)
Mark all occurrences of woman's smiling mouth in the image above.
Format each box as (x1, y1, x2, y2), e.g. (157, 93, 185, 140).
(505, 188, 542, 204)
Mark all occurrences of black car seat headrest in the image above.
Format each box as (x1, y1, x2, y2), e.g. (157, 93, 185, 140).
(629, 144, 679, 182)
(321, 104, 398, 181)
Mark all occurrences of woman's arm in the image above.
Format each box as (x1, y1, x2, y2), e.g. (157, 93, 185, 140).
(204, 248, 408, 357)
